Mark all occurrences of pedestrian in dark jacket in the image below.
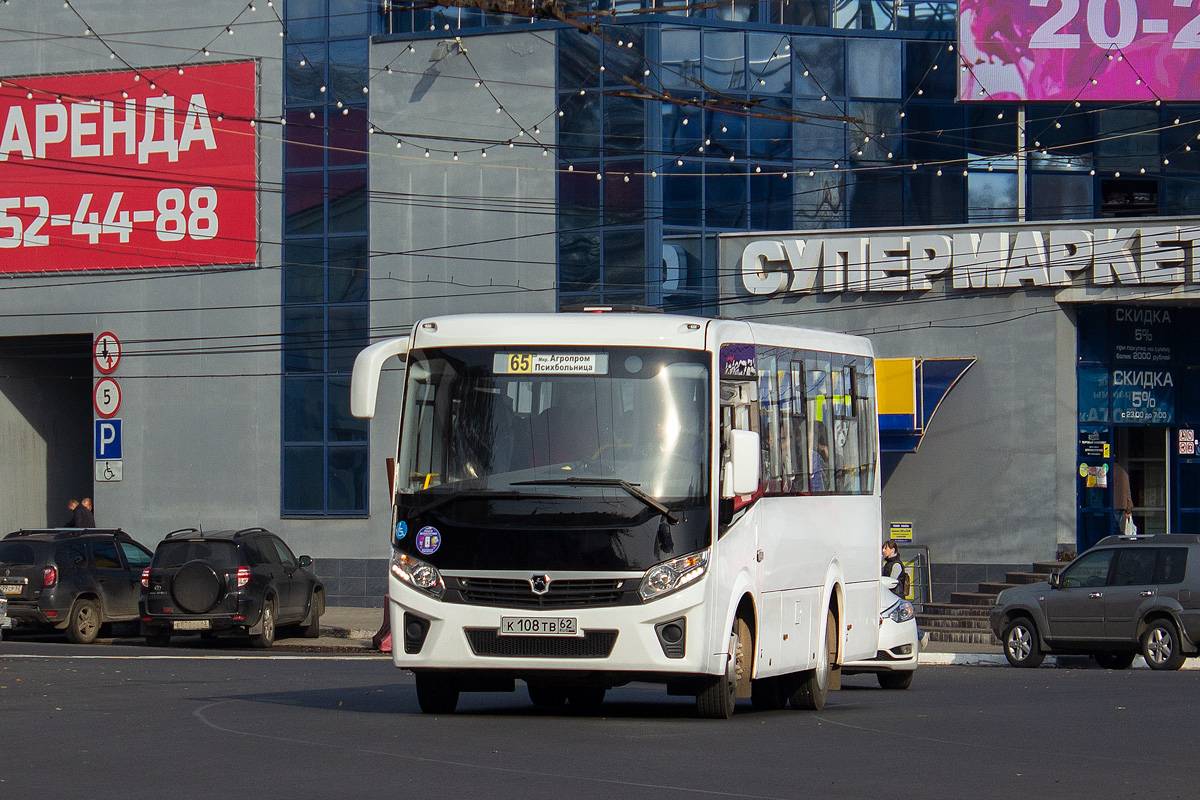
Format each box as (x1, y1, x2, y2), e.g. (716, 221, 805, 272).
(74, 498, 96, 528)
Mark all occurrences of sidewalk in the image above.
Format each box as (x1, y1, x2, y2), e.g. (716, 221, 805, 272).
(273, 605, 384, 653)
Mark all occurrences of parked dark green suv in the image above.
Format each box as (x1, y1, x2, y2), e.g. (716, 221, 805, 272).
(0, 529, 153, 643)
(991, 534, 1200, 670)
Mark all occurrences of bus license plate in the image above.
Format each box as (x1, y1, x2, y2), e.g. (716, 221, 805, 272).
(172, 619, 211, 631)
(499, 617, 579, 637)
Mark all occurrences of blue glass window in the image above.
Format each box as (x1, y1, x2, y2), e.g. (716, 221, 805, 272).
(663, 161, 704, 227)
(661, 28, 701, 90)
(282, 1, 370, 516)
(284, 241, 326, 304)
(284, 377, 325, 442)
(286, 0, 327, 41)
(706, 163, 749, 229)
(749, 33, 791, 94)
(847, 39, 901, 97)
(703, 29, 745, 92)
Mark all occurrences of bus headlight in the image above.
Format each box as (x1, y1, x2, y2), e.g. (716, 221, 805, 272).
(638, 550, 709, 602)
(391, 552, 445, 599)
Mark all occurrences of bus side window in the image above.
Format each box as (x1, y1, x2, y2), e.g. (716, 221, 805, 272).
(787, 360, 809, 494)
(720, 380, 758, 522)
(806, 356, 833, 493)
(855, 360, 877, 492)
(757, 353, 783, 495)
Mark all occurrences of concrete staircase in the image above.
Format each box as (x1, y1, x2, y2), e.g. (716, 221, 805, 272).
(917, 561, 1066, 644)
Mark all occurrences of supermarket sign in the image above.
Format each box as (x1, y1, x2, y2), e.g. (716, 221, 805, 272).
(0, 61, 257, 273)
(732, 217, 1200, 295)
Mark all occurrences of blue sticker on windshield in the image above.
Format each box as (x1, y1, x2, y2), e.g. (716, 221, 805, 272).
(415, 526, 441, 556)
(394, 520, 407, 542)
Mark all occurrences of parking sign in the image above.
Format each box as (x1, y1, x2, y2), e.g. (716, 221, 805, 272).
(95, 419, 122, 460)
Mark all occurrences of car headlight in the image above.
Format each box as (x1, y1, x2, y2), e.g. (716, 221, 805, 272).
(638, 550, 709, 602)
(390, 551, 444, 599)
(884, 599, 915, 624)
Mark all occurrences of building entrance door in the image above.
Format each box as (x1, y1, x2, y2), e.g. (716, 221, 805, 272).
(0, 335, 92, 531)
(1176, 453, 1200, 534)
(1113, 428, 1168, 535)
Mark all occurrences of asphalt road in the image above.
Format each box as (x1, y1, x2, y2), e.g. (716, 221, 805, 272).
(2, 641, 1195, 800)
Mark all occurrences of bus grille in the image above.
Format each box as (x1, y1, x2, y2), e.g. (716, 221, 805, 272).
(449, 577, 633, 609)
(465, 629, 618, 658)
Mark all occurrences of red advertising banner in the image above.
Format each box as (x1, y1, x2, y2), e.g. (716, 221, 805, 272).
(0, 61, 257, 273)
(959, 0, 1200, 102)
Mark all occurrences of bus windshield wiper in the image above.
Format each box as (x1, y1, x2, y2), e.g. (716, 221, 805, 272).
(510, 478, 679, 525)
(406, 487, 569, 518)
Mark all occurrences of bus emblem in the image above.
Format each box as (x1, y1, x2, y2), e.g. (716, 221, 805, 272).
(530, 575, 550, 595)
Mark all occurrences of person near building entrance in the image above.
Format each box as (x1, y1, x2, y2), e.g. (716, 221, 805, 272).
(883, 538, 929, 650)
(1114, 504, 1137, 537)
(64, 499, 80, 527)
(74, 498, 96, 528)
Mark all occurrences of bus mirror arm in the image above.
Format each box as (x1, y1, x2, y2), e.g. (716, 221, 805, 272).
(350, 337, 411, 419)
(727, 430, 761, 497)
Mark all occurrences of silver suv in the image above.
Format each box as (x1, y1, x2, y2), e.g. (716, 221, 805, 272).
(990, 534, 1200, 670)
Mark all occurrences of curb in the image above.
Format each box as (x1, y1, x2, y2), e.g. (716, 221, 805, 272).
(919, 652, 1200, 669)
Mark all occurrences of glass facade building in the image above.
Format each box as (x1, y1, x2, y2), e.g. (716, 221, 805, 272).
(283, 0, 1200, 563)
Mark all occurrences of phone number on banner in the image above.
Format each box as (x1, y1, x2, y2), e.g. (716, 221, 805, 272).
(0, 187, 223, 247)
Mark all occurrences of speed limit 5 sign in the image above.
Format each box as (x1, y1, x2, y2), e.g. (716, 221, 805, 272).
(94, 377, 122, 419)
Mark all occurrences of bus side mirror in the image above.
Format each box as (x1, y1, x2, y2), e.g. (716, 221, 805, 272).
(728, 429, 761, 497)
(351, 336, 410, 419)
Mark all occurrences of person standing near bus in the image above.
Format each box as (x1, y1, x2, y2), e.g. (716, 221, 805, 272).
(883, 539, 929, 650)
(882, 539, 905, 596)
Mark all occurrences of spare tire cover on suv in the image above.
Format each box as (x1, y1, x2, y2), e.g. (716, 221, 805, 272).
(172, 560, 224, 613)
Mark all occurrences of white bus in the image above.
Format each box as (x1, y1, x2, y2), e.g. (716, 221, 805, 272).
(351, 311, 881, 718)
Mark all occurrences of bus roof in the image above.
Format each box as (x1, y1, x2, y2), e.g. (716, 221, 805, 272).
(406, 312, 873, 356)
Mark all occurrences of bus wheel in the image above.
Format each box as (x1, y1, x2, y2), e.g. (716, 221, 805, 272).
(697, 618, 747, 719)
(415, 672, 460, 714)
(792, 606, 837, 711)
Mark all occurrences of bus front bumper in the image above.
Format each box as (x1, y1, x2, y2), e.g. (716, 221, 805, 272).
(386, 573, 719, 680)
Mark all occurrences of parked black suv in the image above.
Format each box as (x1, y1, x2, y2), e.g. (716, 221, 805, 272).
(991, 534, 1200, 670)
(140, 527, 324, 648)
(0, 529, 153, 643)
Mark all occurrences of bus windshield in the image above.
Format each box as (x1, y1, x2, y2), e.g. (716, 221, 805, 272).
(397, 346, 711, 515)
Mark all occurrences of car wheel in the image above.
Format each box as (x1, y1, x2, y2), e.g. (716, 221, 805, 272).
(877, 670, 915, 690)
(527, 683, 567, 708)
(792, 607, 837, 711)
(415, 672, 460, 714)
(250, 597, 276, 649)
(1141, 619, 1186, 671)
(696, 621, 745, 719)
(67, 598, 101, 644)
(146, 632, 171, 647)
(300, 590, 323, 639)
(1002, 617, 1045, 668)
(1093, 651, 1136, 670)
